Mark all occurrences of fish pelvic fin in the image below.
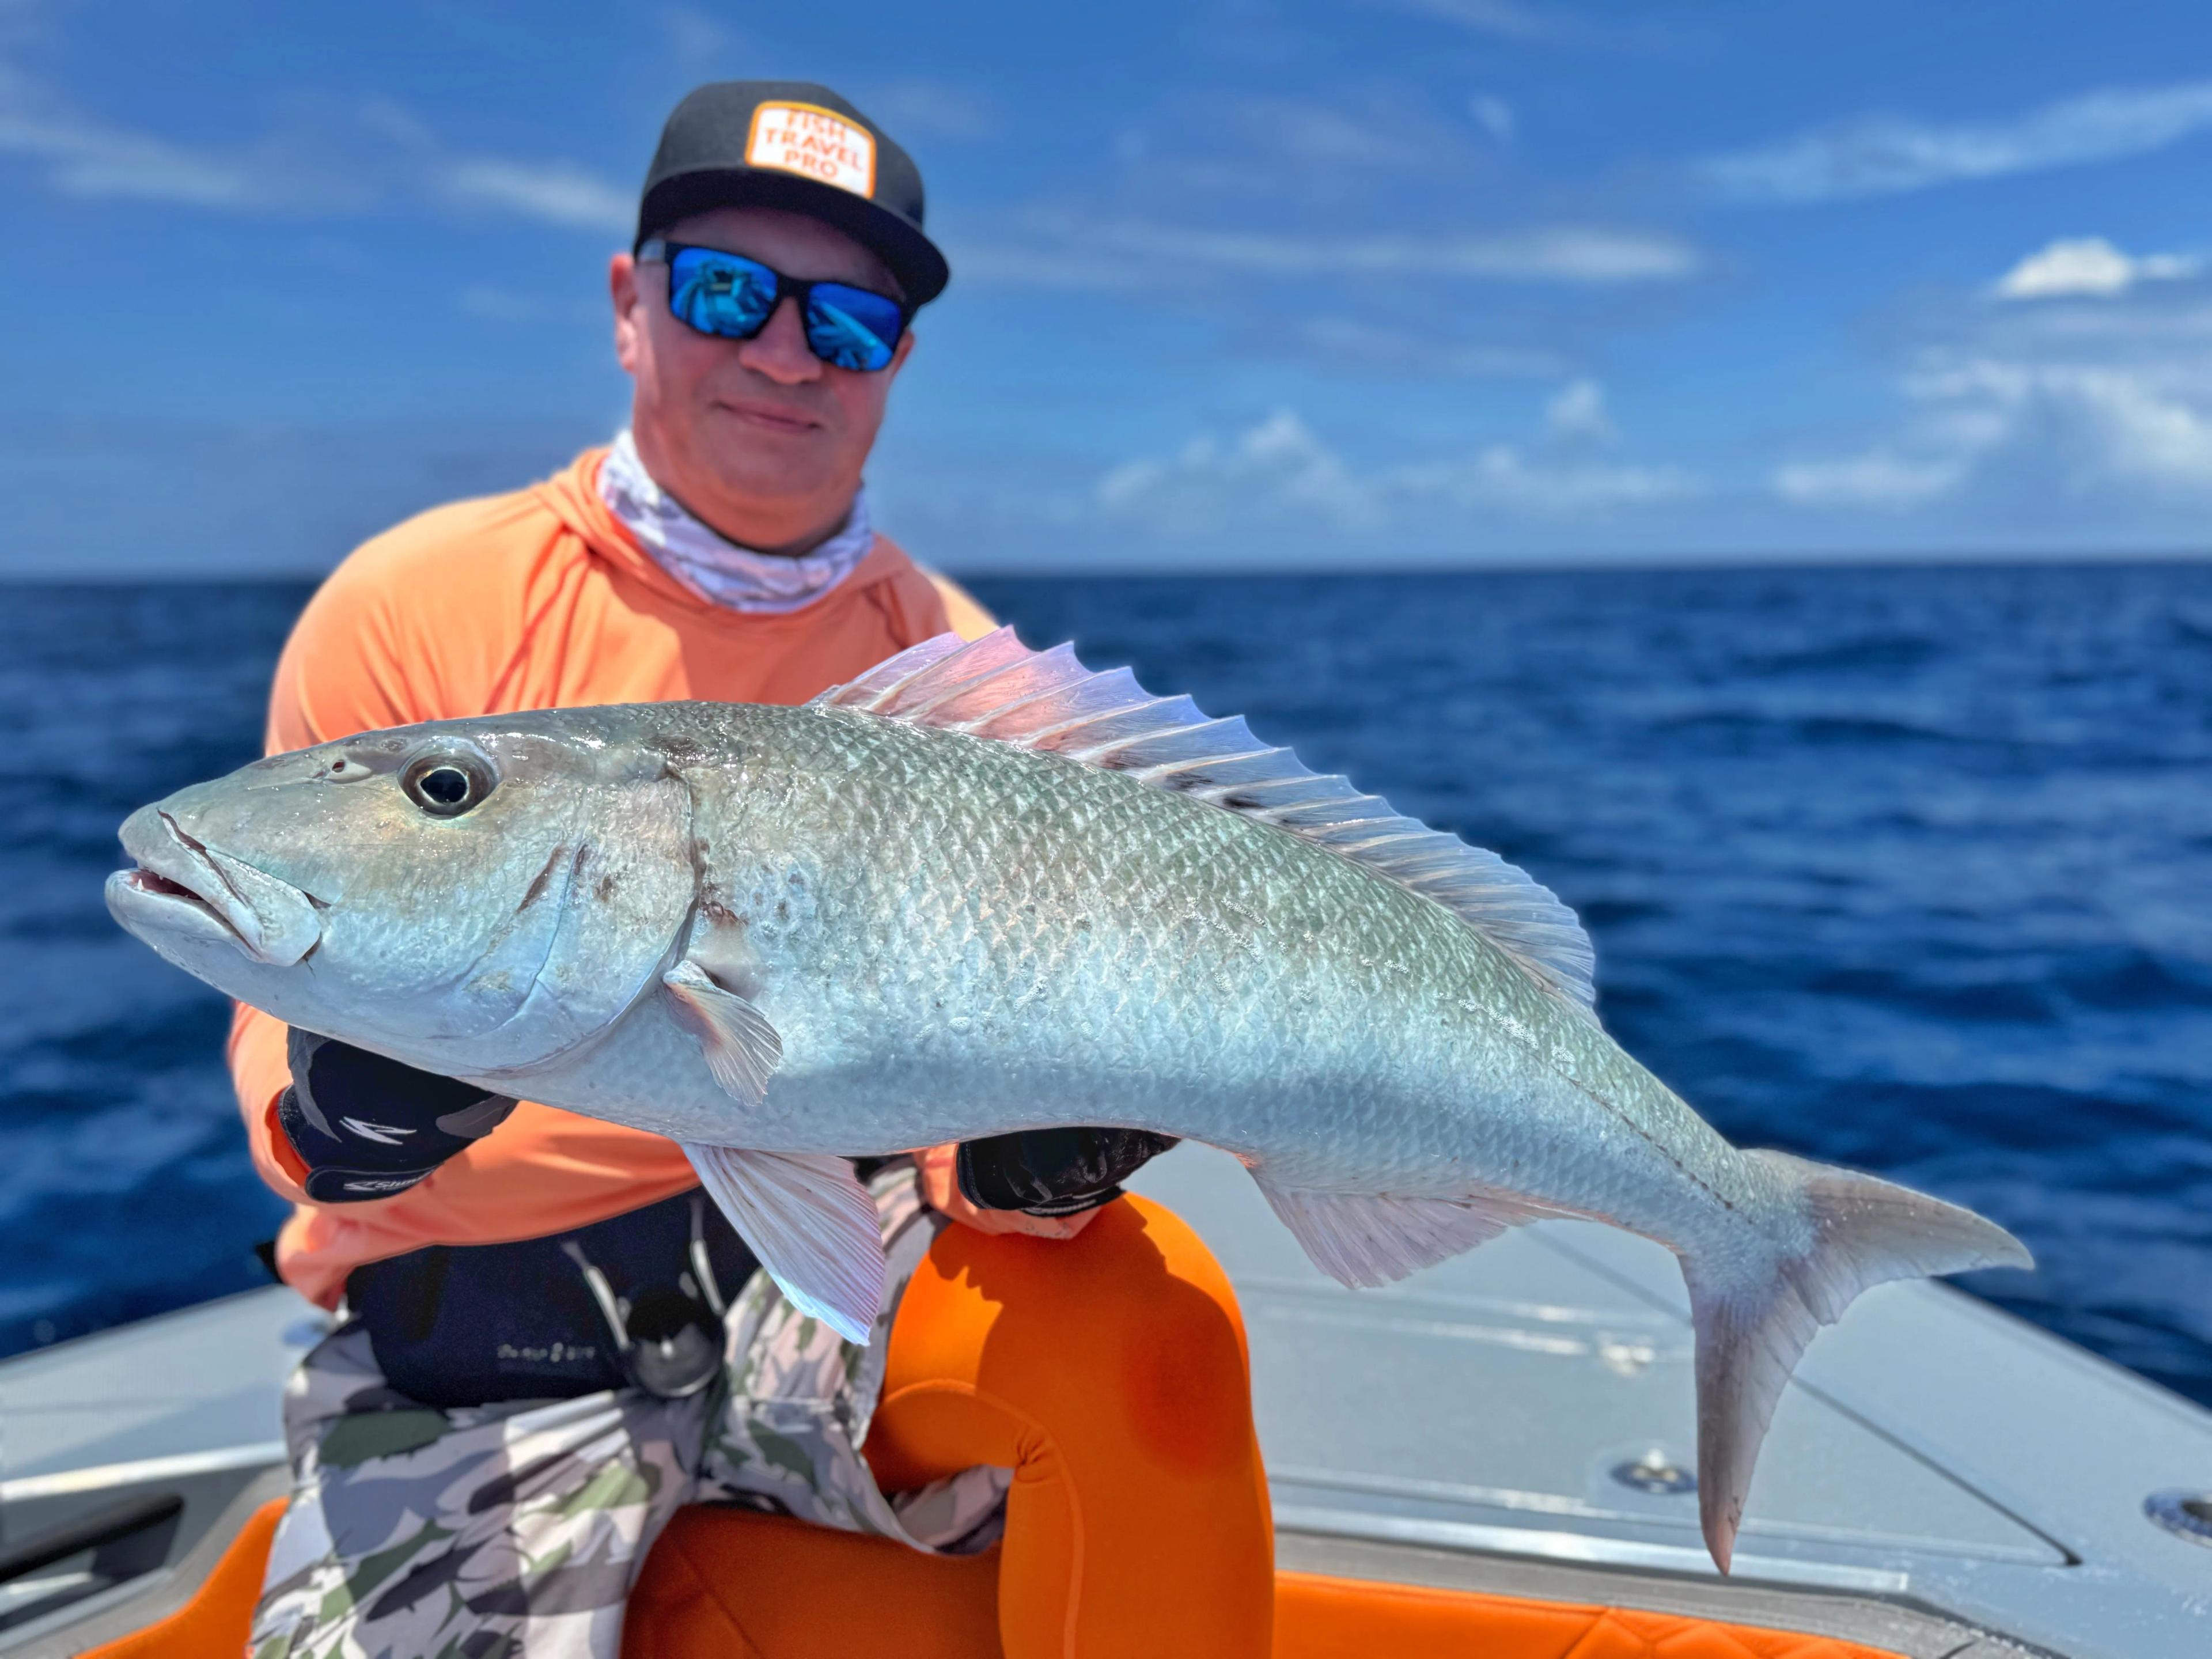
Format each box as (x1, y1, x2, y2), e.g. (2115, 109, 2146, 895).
(1684, 1150, 2032, 1574)
(1255, 1178, 1562, 1287)
(683, 1144, 887, 1345)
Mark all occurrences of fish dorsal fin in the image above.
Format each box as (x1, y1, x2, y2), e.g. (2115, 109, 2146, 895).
(815, 628, 1597, 1015)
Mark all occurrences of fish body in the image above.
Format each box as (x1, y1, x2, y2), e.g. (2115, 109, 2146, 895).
(553, 700, 1745, 1221)
(107, 630, 2028, 1569)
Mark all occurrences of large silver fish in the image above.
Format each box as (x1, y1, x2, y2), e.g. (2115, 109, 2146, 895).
(106, 628, 2028, 1569)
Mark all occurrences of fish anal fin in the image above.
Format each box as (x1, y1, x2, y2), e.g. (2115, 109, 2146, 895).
(683, 1144, 887, 1345)
(662, 959, 782, 1104)
(1253, 1180, 1557, 1289)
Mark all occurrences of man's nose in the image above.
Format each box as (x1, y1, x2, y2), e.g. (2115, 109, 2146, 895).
(735, 296, 821, 385)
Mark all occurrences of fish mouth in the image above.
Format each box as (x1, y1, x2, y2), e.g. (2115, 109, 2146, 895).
(108, 859, 254, 957)
(107, 808, 321, 967)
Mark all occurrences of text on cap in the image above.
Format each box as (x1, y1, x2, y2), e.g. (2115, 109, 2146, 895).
(746, 101, 876, 198)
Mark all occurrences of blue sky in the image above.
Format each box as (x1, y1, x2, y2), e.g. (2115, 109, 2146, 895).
(5, 0, 2212, 574)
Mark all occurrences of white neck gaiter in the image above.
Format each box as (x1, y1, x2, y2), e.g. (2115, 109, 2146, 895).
(597, 429, 874, 615)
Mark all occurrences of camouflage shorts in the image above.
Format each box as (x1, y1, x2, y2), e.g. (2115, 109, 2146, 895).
(250, 1169, 1012, 1659)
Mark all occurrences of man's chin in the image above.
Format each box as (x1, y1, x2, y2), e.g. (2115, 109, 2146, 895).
(690, 459, 847, 533)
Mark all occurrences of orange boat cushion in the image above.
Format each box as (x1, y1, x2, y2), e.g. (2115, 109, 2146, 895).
(75, 1496, 285, 1659)
(81, 1498, 1909, 1659)
(1275, 1569, 1904, 1659)
(621, 1506, 1003, 1658)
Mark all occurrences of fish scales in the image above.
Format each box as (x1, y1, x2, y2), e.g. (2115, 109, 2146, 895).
(660, 699, 1749, 1237)
(105, 628, 2030, 1571)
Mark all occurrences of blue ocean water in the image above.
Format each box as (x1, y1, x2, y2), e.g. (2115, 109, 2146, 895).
(3, 566, 2208, 1406)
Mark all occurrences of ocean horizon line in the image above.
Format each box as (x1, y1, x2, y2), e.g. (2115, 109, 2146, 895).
(5, 546, 2211, 586)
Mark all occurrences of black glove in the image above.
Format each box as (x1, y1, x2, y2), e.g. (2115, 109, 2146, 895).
(277, 1028, 516, 1204)
(956, 1127, 1179, 1217)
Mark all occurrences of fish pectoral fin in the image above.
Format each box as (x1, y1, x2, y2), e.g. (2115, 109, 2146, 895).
(683, 1143, 887, 1346)
(1253, 1179, 1558, 1289)
(662, 960, 782, 1104)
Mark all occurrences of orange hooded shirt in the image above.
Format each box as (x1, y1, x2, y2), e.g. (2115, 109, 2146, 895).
(230, 448, 994, 1307)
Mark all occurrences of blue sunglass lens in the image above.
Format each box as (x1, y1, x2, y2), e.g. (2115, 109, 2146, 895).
(804, 284, 904, 372)
(667, 248, 778, 339)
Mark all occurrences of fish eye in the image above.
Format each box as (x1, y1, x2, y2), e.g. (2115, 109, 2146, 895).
(402, 751, 496, 818)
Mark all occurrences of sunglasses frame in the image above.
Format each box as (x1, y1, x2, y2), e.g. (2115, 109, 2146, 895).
(637, 238, 911, 372)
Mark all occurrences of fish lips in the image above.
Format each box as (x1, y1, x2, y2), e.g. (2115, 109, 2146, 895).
(107, 804, 322, 968)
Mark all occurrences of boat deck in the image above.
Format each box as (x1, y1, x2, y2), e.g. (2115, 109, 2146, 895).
(3, 1146, 2209, 1656)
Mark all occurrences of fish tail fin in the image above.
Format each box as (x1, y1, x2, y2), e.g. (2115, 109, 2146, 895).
(1683, 1150, 2031, 1574)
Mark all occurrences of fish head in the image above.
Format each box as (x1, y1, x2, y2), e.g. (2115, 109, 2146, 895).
(107, 711, 699, 1080)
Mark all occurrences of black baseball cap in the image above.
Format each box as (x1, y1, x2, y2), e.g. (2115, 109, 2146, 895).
(635, 81, 950, 307)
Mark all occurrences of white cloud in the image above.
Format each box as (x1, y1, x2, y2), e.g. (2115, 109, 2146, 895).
(1382, 0, 1561, 41)
(1097, 401, 1696, 535)
(1109, 87, 1528, 203)
(1226, 96, 1441, 170)
(946, 241, 1158, 289)
(1544, 377, 1611, 440)
(1772, 453, 1964, 509)
(660, 6, 743, 63)
(972, 218, 1697, 286)
(1992, 236, 2199, 301)
(1097, 411, 1376, 533)
(443, 158, 630, 233)
(0, 111, 257, 203)
(2096, 389, 2212, 487)
(1986, 300, 2212, 344)
(1469, 94, 1516, 143)
(1775, 355, 2212, 512)
(1374, 0, 1650, 47)
(0, 48, 630, 232)
(1294, 317, 1561, 377)
(1899, 358, 2212, 491)
(1705, 79, 2212, 204)
(0, 62, 266, 205)
(861, 79, 998, 142)
(1162, 224, 1694, 281)
(1397, 444, 1697, 513)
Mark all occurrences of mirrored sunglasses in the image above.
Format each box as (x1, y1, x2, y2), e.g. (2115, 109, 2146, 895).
(638, 238, 908, 373)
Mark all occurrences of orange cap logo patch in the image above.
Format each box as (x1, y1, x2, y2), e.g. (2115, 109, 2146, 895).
(746, 102, 877, 199)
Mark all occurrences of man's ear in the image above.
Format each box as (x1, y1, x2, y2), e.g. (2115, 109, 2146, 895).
(611, 252, 642, 373)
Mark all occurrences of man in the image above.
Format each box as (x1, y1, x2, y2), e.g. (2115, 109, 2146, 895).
(230, 82, 1273, 1658)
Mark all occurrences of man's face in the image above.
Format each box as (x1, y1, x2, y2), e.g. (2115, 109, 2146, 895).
(611, 204, 915, 548)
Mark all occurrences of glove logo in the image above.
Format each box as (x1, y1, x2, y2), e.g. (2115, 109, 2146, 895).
(340, 1175, 425, 1194)
(338, 1116, 418, 1146)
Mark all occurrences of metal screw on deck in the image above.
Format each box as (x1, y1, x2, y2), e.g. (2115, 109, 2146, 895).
(1611, 1451, 1697, 1495)
(2143, 1489, 2212, 1546)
